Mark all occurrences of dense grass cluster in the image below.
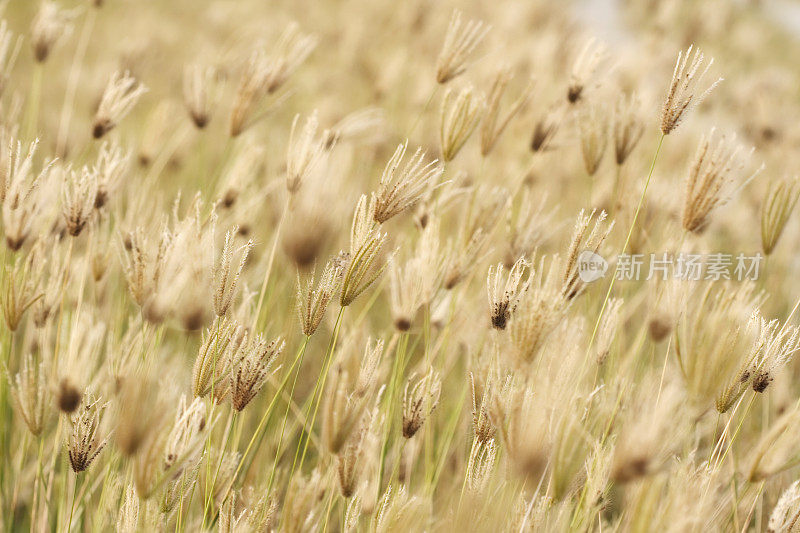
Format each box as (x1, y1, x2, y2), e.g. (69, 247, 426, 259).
(2, 0, 800, 531)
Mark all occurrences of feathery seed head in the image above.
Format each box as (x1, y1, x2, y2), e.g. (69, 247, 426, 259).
(61, 165, 99, 237)
(389, 219, 444, 330)
(372, 141, 443, 224)
(228, 49, 271, 137)
(230, 332, 284, 411)
(436, 10, 489, 85)
(355, 338, 384, 398)
(678, 282, 762, 408)
(322, 364, 372, 454)
(31, 239, 68, 328)
(228, 24, 316, 137)
(612, 94, 645, 165)
(594, 297, 623, 365)
(337, 419, 370, 497)
(325, 107, 385, 147)
(486, 256, 530, 330)
(611, 379, 683, 484)
(93, 70, 147, 138)
(1, 248, 44, 331)
(402, 369, 441, 438)
(31, 1, 73, 63)
(263, 22, 317, 94)
(661, 45, 722, 135)
(183, 63, 215, 129)
(297, 256, 345, 336)
(491, 378, 549, 481)
(439, 85, 484, 162)
(192, 317, 243, 398)
(465, 438, 498, 494)
(505, 189, 554, 267)
(2, 137, 55, 251)
(217, 142, 265, 210)
(116, 484, 140, 533)
(577, 104, 608, 177)
(340, 195, 391, 307)
(530, 105, 563, 153)
(567, 38, 606, 104)
(761, 175, 800, 256)
(562, 209, 614, 299)
(119, 226, 170, 311)
(480, 68, 533, 156)
(768, 480, 800, 532)
(114, 377, 162, 456)
(163, 396, 207, 470)
(213, 228, 252, 317)
(93, 140, 130, 209)
(282, 190, 337, 268)
(8, 353, 49, 436)
(469, 370, 496, 444)
(283, 470, 325, 533)
(509, 255, 569, 363)
(682, 129, 757, 234)
(286, 111, 329, 195)
(375, 484, 427, 532)
(67, 391, 108, 473)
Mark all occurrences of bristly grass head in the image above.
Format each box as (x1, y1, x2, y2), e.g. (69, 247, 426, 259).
(661, 45, 721, 135)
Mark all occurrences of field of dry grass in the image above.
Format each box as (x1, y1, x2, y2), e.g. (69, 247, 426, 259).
(2, 0, 800, 531)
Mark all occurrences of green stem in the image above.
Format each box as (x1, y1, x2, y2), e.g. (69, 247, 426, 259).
(218, 336, 310, 506)
(294, 307, 346, 477)
(201, 409, 236, 528)
(377, 333, 407, 495)
(252, 197, 289, 331)
(266, 336, 311, 493)
(66, 473, 78, 532)
(408, 85, 439, 138)
(587, 133, 665, 356)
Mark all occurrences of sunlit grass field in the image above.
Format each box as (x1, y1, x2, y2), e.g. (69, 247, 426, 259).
(2, 0, 800, 531)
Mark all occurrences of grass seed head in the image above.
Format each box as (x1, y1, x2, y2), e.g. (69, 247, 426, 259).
(486, 256, 530, 330)
(682, 128, 756, 234)
(31, 1, 73, 63)
(67, 391, 108, 473)
(567, 37, 606, 104)
(577, 103, 608, 177)
(92, 70, 147, 139)
(297, 256, 345, 336)
(61, 165, 99, 237)
(182, 63, 215, 129)
(439, 85, 484, 162)
(530, 105, 563, 153)
(761, 175, 800, 256)
(286, 111, 329, 195)
(436, 10, 489, 85)
(660, 45, 722, 135)
(612, 93, 645, 165)
(2, 137, 55, 250)
(372, 140, 443, 224)
(7, 353, 48, 436)
(402, 369, 441, 439)
(230, 332, 284, 411)
(480, 67, 533, 156)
